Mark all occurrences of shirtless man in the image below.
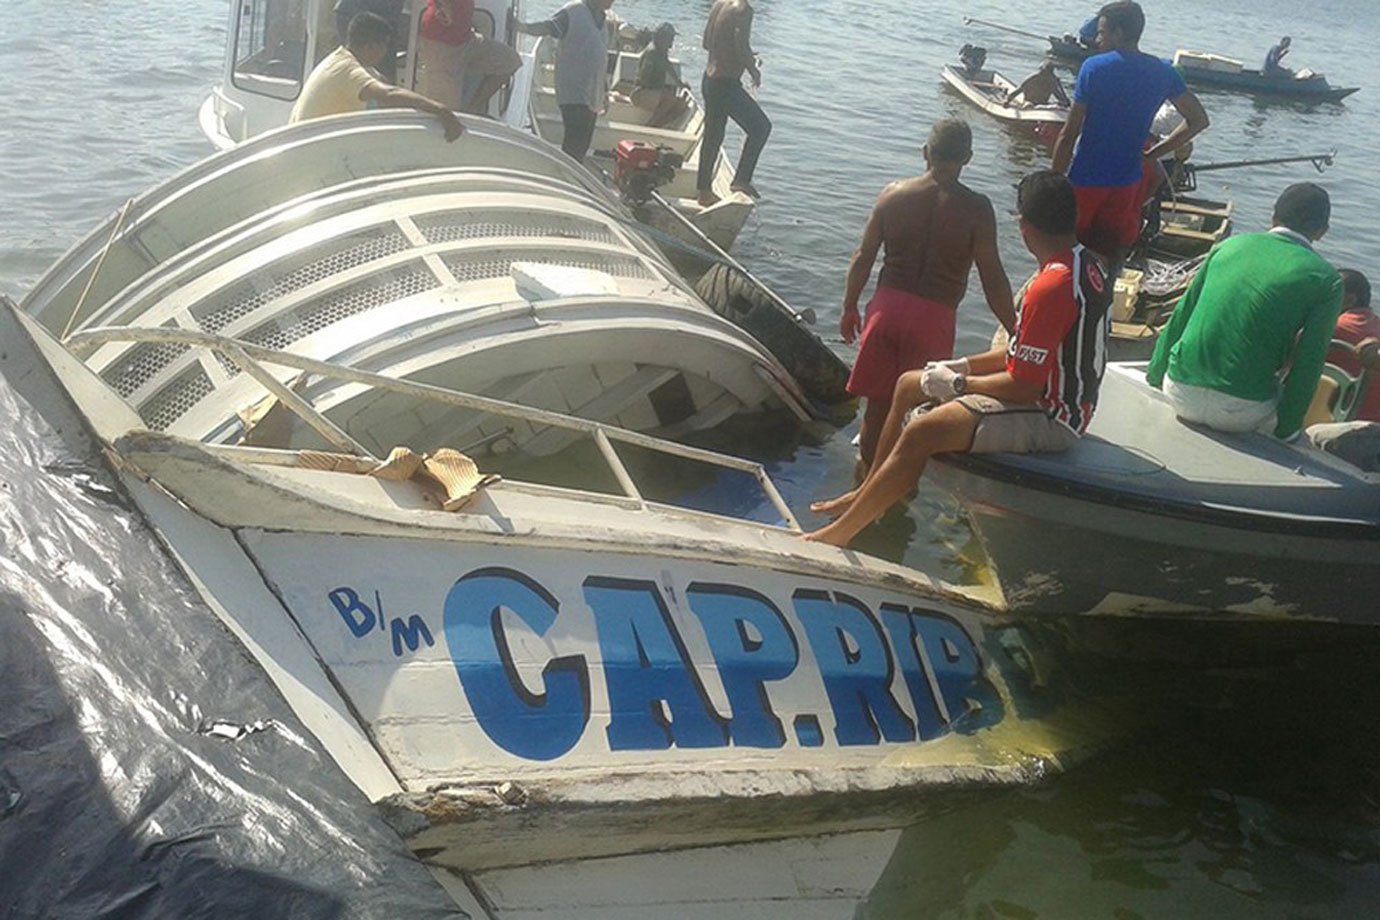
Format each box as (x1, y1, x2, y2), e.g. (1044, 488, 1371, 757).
(698, 0, 772, 206)
(833, 119, 1016, 469)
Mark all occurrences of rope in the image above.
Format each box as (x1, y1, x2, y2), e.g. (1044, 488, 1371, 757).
(62, 199, 134, 341)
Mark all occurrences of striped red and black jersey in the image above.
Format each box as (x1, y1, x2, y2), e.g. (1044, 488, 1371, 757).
(1005, 246, 1112, 434)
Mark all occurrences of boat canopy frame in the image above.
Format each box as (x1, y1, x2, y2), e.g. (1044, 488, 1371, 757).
(67, 323, 803, 532)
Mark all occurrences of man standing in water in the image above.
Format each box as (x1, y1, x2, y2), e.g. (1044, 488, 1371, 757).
(518, 0, 620, 162)
(809, 171, 1111, 545)
(831, 119, 1015, 469)
(1051, 0, 1208, 263)
(698, 0, 772, 206)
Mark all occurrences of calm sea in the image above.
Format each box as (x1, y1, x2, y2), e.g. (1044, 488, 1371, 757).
(3, 0, 1380, 915)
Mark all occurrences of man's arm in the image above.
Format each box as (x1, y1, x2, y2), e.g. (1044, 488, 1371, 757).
(973, 200, 1016, 333)
(516, 8, 570, 38)
(1145, 253, 1210, 387)
(736, 6, 760, 87)
(1051, 101, 1086, 175)
(966, 371, 1045, 404)
(1275, 277, 1345, 439)
(360, 82, 465, 141)
(840, 195, 885, 344)
(1145, 91, 1209, 161)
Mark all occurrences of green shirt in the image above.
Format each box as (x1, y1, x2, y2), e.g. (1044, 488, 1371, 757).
(637, 48, 674, 90)
(1146, 230, 1343, 439)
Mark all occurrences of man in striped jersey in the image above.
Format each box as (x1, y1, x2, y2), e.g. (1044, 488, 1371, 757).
(808, 171, 1111, 547)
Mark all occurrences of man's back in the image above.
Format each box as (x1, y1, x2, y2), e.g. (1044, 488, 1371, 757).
(873, 176, 991, 307)
(1070, 50, 1185, 187)
(703, 0, 750, 79)
(290, 46, 379, 122)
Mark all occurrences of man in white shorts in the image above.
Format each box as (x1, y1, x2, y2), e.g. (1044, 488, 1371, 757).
(808, 171, 1112, 547)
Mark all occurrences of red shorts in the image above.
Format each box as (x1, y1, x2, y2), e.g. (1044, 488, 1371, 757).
(1074, 183, 1142, 251)
(846, 287, 957, 401)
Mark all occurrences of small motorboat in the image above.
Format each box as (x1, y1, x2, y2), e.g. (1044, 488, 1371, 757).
(940, 62, 1068, 146)
(931, 363, 1380, 620)
(1044, 39, 1360, 103)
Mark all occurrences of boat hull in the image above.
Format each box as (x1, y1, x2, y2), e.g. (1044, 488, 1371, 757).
(940, 65, 1067, 146)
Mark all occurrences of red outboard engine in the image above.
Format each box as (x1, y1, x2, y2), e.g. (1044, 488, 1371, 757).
(613, 140, 685, 206)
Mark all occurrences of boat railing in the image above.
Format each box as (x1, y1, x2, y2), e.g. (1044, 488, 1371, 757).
(66, 324, 803, 531)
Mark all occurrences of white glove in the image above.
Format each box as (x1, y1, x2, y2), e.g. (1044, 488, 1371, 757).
(937, 357, 970, 374)
(921, 364, 962, 401)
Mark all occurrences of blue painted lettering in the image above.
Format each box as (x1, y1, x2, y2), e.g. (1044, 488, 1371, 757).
(584, 577, 729, 750)
(328, 587, 376, 638)
(390, 614, 435, 657)
(443, 568, 590, 761)
(793, 590, 916, 746)
(686, 583, 798, 748)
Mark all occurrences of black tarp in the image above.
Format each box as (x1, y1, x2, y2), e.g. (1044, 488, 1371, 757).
(0, 329, 465, 917)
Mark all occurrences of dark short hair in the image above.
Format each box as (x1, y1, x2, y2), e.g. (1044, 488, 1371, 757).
(1017, 170, 1078, 236)
(927, 119, 972, 163)
(1340, 268, 1372, 309)
(1274, 182, 1331, 238)
(347, 11, 392, 47)
(1098, 1, 1146, 44)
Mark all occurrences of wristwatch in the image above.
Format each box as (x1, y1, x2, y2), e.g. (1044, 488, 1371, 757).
(952, 374, 967, 395)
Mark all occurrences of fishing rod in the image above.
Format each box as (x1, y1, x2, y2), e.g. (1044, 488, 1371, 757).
(1186, 150, 1337, 175)
(962, 17, 1054, 43)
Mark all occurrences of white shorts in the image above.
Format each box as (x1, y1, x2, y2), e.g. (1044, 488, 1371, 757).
(1165, 377, 1277, 433)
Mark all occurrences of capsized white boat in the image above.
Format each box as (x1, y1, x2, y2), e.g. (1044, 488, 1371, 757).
(1, 295, 1118, 912)
(931, 364, 1380, 620)
(23, 114, 819, 456)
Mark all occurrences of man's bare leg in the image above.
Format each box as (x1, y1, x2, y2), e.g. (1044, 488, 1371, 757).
(858, 397, 891, 468)
(810, 371, 926, 516)
(804, 401, 978, 546)
(463, 75, 507, 115)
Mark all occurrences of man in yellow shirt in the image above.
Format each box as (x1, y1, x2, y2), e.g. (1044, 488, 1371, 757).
(290, 12, 464, 142)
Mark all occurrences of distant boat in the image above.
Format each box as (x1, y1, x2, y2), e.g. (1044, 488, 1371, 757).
(1045, 39, 1360, 103)
(932, 364, 1380, 619)
(940, 63, 1068, 146)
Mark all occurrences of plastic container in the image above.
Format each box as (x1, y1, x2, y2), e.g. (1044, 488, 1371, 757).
(1112, 269, 1144, 323)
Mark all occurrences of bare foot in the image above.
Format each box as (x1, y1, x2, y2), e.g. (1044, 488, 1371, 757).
(730, 181, 761, 199)
(801, 522, 852, 547)
(697, 190, 722, 207)
(809, 489, 858, 517)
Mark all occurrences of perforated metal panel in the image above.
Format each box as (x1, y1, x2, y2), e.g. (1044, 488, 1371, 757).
(101, 340, 192, 398)
(442, 253, 653, 284)
(242, 264, 439, 351)
(194, 229, 411, 334)
(414, 210, 616, 246)
(138, 365, 215, 432)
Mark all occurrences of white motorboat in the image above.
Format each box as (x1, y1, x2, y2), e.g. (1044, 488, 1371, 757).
(931, 364, 1380, 620)
(24, 114, 819, 456)
(199, 0, 755, 250)
(940, 63, 1067, 146)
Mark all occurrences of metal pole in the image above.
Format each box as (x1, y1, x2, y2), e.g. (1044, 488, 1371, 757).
(961, 17, 1053, 43)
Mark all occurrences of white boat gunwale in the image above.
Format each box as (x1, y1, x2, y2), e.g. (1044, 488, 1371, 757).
(940, 64, 1070, 126)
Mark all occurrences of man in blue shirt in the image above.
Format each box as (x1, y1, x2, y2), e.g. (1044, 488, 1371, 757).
(1052, 1, 1209, 264)
(1264, 36, 1292, 76)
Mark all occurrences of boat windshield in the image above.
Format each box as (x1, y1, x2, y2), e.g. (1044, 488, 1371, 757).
(232, 0, 314, 100)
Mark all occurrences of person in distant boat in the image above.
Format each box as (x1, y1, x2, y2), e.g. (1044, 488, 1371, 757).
(1264, 36, 1292, 76)
(1146, 183, 1343, 441)
(1331, 269, 1380, 422)
(698, 0, 772, 206)
(833, 118, 1017, 470)
(1051, 1, 1209, 265)
(807, 171, 1112, 546)
(1008, 63, 1071, 108)
(290, 13, 465, 141)
(333, 0, 404, 82)
(631, 23, 691, 128)
(415, 0, 523, 115)
(517, 0, 622, 162)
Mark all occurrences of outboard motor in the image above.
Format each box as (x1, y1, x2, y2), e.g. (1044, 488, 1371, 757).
(613, 140, 684, 206)
(959, 44, 988, 77)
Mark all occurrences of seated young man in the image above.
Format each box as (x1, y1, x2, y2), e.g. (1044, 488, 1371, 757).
(1146, 183, 1343, 440)
(808, 171, 1112, 547)
(1332, 269, 1380, 422)
(631, 23, 690, 127)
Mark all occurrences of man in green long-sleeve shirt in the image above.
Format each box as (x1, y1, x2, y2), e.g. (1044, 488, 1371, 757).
(1146, 183, 1343, 440)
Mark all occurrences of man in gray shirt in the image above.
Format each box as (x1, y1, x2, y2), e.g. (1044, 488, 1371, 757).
(518, 0, 619, 162)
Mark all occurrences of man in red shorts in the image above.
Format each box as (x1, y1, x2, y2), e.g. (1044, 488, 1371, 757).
(838, 118, 1016, 468)
(1051, 1, 1208, 263)
(809, 171, 1112, 545)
